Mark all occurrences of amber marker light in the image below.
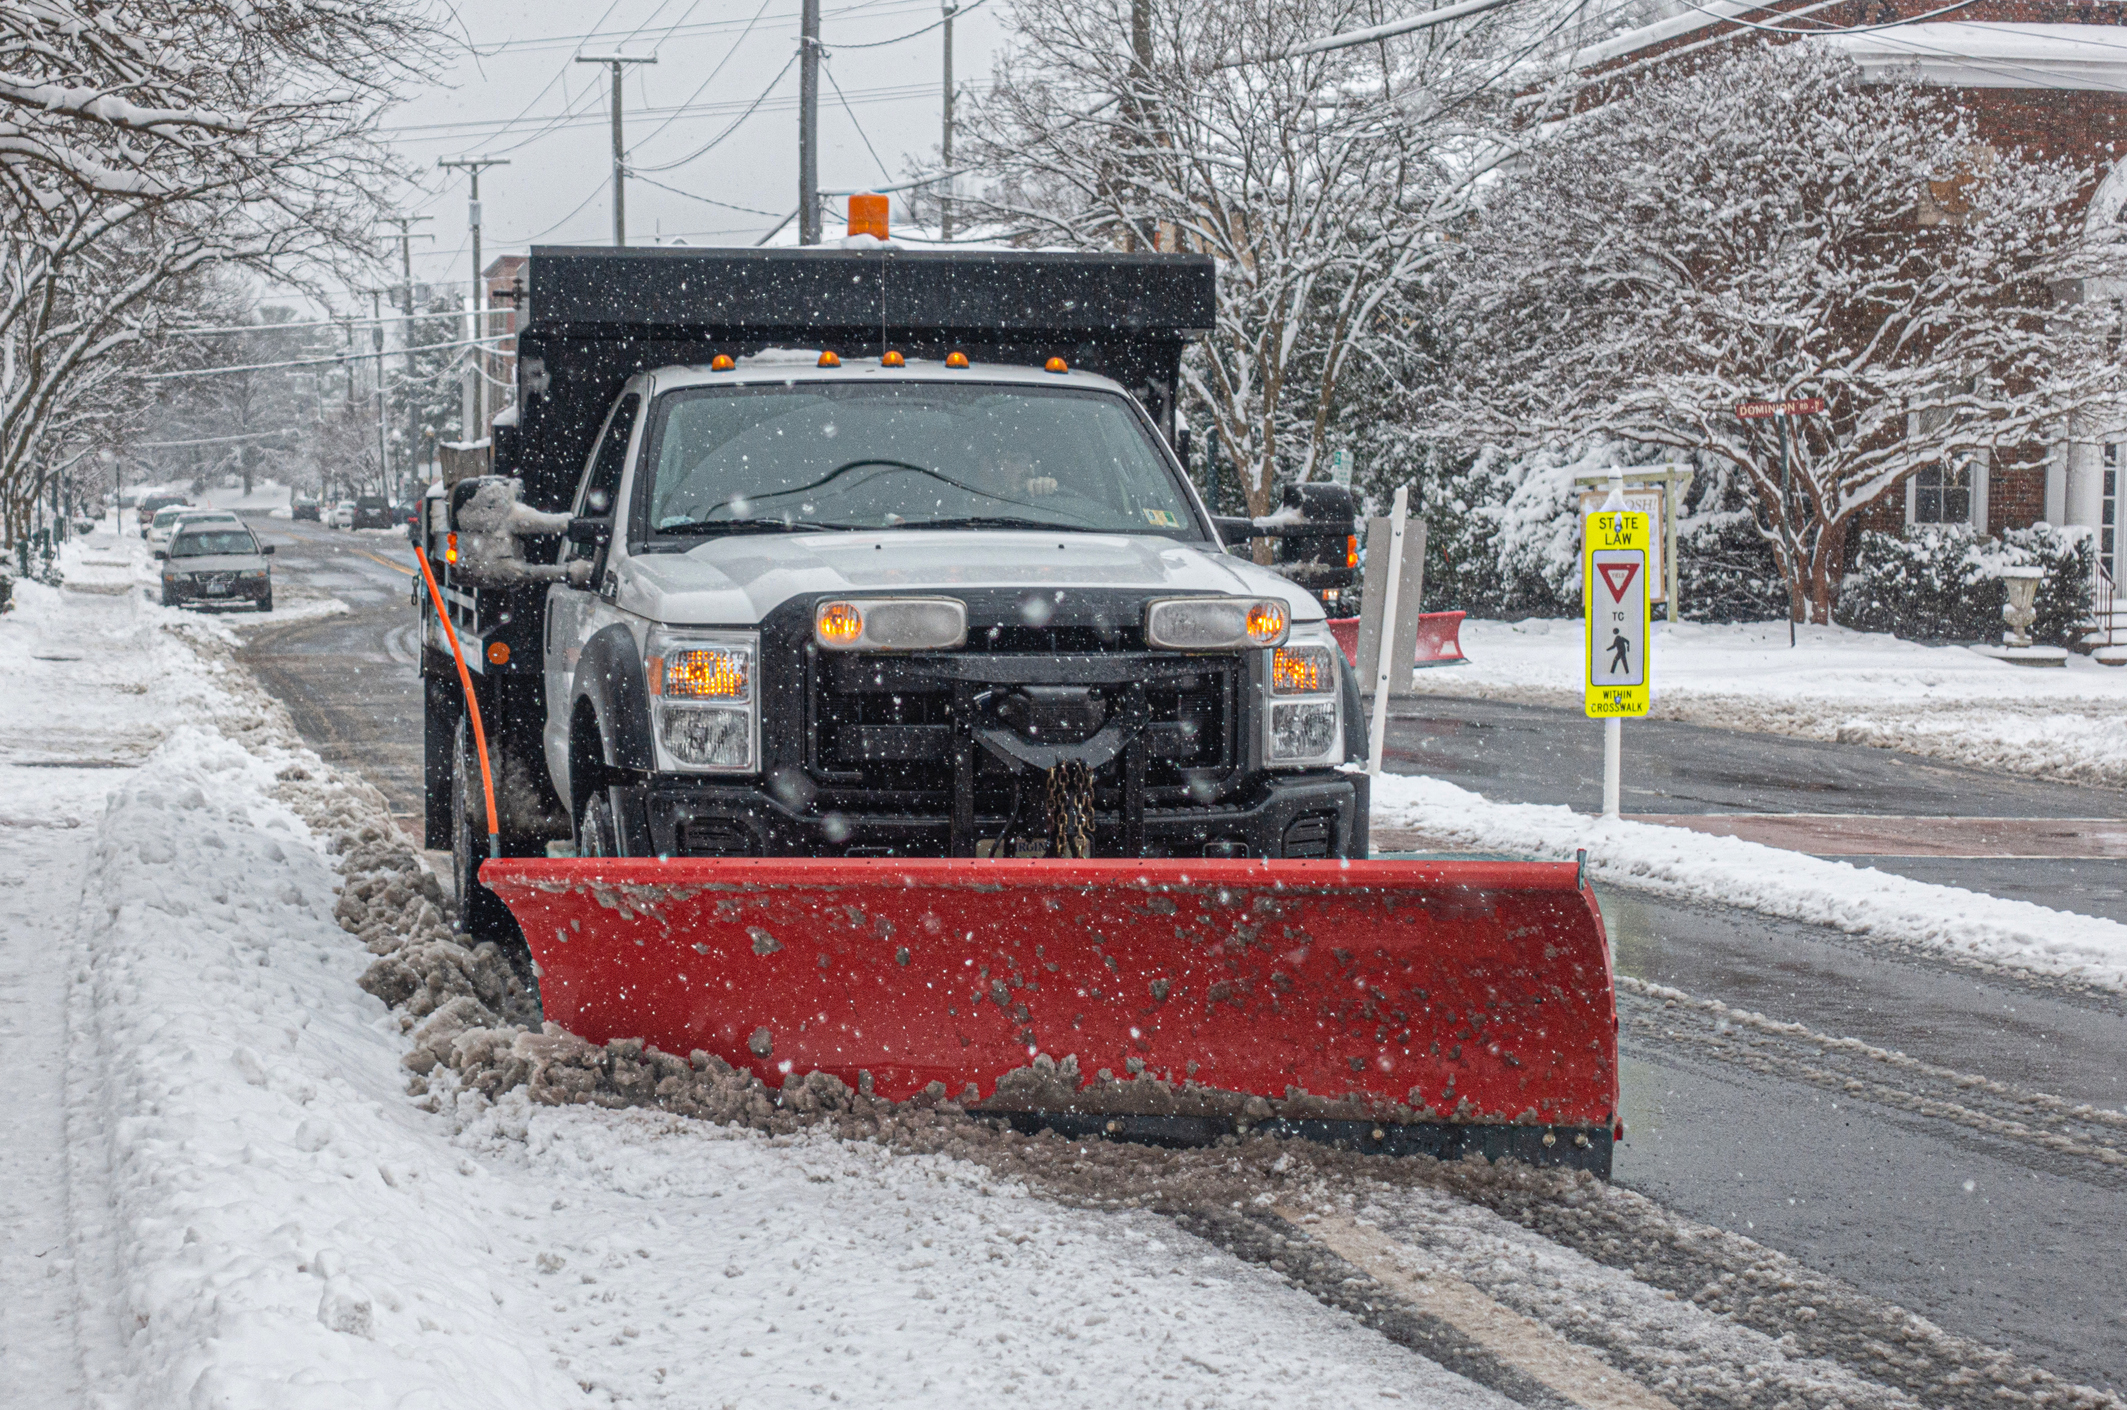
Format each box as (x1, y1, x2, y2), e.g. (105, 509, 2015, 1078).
(445, 532, 458, 565)
(486, 641, 511, 666)
(881, 350, 906, 367)
(817, 350, 842, 368)
(1272, 646, 1326, 694)
(710, 354, 736, 371)
(945, 351, 970, 369)
(1345, 534, 1359, 569)
(1044, 356, 1069, 373)
(816, 601, 863, 646)
(663, 648, 749, 699)
(1245, 599, 1288, 644)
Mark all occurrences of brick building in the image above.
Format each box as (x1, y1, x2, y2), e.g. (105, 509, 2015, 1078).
(1582, 1, 2127, 586)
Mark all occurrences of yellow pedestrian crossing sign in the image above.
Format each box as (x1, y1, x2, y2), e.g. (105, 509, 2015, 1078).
(1585, 509, 1651, 718)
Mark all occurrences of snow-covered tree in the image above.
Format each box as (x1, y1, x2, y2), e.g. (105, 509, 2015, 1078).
(959, 0, 1534, 526)
(1425, 44, 2127, 622)
(0, 0, 440, 543)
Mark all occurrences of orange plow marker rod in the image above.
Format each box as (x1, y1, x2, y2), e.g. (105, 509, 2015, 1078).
(415, 545, 501, 857)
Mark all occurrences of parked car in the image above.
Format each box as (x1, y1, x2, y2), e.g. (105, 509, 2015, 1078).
(158, 523, 274, 612)
(137, 493, 187, 538)
(329, 499, 357, 530)
(292, 494, 322, 521)
(351, 494, 394, 530)
(143, 503, 209, 553)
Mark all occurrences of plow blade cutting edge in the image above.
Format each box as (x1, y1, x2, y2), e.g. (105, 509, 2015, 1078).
(483, 858, 1621, 1175)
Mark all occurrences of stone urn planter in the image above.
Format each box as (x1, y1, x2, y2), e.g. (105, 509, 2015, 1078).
(1971, 565, 2067, 666)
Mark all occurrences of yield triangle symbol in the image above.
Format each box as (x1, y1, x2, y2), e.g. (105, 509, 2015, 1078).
(1598, 561, 1640, 603)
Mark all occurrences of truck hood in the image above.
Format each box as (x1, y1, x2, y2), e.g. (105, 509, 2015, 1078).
(615, 530, 1323, 626)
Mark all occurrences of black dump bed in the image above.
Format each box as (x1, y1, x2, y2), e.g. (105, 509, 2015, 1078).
(496, 246, 1217, 511)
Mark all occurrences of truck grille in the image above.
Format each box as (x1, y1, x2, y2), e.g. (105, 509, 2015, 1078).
(806, 652, 1236, 812)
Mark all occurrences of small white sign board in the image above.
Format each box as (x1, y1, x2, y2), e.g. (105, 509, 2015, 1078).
(1576, 485, 1667, 601)
(1326, 449, 1354, 488)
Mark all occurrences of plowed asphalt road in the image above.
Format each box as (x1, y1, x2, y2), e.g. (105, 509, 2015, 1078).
(229, 516, 2127, 1399)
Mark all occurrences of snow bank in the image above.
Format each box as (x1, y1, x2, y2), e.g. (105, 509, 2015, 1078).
(1409, 617, 2127, 787)
(66, 728, 578, 1407)
(45, 541, 1503, 1407)
(1372, 772, 2127, 992)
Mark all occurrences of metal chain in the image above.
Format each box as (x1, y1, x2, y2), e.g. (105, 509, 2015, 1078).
(1044, 760, 1095, 858)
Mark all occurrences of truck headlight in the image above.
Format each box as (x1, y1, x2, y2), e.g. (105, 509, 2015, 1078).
(814, 597, 966, 651)
(1146, 597, 1290, 650)
(646, 632, 757, 772)
(1264, 629, 1341, 767)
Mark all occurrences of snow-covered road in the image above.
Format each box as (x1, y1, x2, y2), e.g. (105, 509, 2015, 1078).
(6, 527, 2121, 1409)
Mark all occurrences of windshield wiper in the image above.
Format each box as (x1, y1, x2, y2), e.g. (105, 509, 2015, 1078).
(905, 515, 1102, 532)
(657, 519, 854, 536)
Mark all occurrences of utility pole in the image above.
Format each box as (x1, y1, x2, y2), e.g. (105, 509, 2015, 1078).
(576, 53, 657, 246)
(371, 291, 389, 497)
(381, 215, 432, 487)
(940, 1, 957, 241)
(438, 156, 509, 438)
(799, 0, 821, 244)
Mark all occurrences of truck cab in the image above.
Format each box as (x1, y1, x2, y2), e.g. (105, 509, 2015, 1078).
(419, 247, 1366, 940)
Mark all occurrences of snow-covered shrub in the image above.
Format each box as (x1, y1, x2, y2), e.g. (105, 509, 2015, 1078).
(1836, 524, 2092, 646)
(1416, 440, 1785, 622)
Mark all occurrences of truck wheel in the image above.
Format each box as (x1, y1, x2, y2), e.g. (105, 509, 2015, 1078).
(451, 715, 524, 951)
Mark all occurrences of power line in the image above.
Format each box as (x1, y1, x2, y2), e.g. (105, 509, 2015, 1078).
(821, 53, 895, 185)
(824, 0, 990, 49)
(626, 172, 788, 217)
(137, 334, 509, 383)
(466, 0, 930, 57)
(629, 51, 801, 173)
(155, 308, 463, 339)
(380, 76, 927, 140)
(626, 0, 777, 154)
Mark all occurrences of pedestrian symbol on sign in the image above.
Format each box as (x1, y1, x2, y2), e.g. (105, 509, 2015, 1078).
(1607, 630, 1631, 674)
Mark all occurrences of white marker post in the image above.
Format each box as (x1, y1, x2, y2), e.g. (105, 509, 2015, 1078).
(1366, 483, 1409, 776)
(1603, 468, 1625, 819)
(1583, 469, 1654, 820)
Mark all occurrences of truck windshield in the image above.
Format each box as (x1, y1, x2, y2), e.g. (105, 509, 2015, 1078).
(638, 382, 1201, 539)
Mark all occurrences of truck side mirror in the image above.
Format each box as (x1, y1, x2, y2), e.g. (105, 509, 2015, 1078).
(262, 544, 276, 555)
(152, 549, 166, 560)
(566, 517, 612, 549)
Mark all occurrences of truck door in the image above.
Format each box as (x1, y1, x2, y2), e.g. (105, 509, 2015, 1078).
(544, 392, 640, 798)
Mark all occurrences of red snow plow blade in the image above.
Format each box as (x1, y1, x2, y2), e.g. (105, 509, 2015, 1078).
(484, 857, 1620, 1173)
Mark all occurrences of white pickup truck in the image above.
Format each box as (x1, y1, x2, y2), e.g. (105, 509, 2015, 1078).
(418, 247, 1366, 943)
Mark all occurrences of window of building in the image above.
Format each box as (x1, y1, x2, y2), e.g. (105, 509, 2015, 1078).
(1911, 459, 1974, 526)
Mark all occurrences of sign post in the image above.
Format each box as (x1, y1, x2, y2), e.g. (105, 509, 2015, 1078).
(1735, 396, 1827, 647)
(1585, 480, 1652, 819)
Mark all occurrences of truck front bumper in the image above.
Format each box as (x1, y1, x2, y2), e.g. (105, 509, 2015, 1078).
(631, 770, 1368, 861)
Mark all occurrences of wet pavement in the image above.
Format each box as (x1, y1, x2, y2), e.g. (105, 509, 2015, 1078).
(236, 541, 2127, 1398)
(1381, 700, 2127, 1394)
(233, 518, 426, 818)
(1383, 695, 2127, 819)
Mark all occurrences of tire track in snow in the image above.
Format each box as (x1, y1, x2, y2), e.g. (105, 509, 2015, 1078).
(1617, 977, 2127, 1184)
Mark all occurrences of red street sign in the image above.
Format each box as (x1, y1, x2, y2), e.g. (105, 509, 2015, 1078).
(1597, 561, 1641, 602)
(1736, 396, 1826, 419)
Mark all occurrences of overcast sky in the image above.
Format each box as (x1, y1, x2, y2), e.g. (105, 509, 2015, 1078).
(361, 0, 1006, 298)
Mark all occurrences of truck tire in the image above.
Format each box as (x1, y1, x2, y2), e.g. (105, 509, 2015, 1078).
(422, 671, 458, 851)
(451, 715, 527, 956)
